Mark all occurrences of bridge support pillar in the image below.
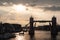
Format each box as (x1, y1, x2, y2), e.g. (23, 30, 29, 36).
(29, 16, 34, 36)
(51, 16, 58, 40)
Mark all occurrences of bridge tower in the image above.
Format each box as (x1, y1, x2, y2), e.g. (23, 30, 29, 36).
(51, 16, 57, 32)
(51, 16, 58, 40)
(52, 16, 56, 27)
(51, 16, 57, 33)
(29, 16, 34, 35)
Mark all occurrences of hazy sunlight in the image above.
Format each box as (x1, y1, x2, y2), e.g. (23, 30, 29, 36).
(12, 4, 26, 12)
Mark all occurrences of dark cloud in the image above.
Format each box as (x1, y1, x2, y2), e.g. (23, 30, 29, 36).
(0, 0, 60, 6)
(0, 0, 60, 11)
(41, 6, 60, 11)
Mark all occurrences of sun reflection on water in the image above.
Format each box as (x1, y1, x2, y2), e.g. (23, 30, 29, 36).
(16, 35, 25, 40)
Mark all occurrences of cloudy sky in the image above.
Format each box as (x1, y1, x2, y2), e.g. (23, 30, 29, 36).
(0, 0, 60, 26)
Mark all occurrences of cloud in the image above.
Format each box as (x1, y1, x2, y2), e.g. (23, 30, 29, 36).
(41, 6, 60, 11)
(0, 10, 8, 16)
(0, 0, 60, 6)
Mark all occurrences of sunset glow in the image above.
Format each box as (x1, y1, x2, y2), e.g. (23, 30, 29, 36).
(12, 4, 26, 12)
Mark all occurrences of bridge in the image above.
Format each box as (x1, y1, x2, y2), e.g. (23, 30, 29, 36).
(23, 16, 58, 40)
(24, 16, 56, 35)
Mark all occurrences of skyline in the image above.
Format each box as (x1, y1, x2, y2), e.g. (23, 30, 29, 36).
(0, 0, 60, 26)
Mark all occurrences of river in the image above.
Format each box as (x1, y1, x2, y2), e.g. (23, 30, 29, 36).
(4, 31, 60, 40)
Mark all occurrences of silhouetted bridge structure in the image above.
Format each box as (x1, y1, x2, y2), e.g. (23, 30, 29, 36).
(23, 16, 58, 40)
(23, 16, 58, 37)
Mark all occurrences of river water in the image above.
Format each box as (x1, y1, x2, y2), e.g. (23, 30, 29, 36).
(7, 31, 60, 40)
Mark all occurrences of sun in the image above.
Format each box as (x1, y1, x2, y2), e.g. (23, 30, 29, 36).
(12, 4, 26, 12)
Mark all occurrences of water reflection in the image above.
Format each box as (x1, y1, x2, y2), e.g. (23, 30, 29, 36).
(9, 31, 51, 40)
(30, 35, 35, 40)
(5, 31, 60, 40)
(10, 34, 25, 40)
(16, 35, 25, 40)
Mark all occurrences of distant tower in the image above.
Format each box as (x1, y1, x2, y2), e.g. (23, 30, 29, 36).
(29, 16, 34, 35)
(52, 16, 56, 27)
(51, 16, 58, 40)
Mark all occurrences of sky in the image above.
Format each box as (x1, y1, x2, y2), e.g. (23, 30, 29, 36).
(0, 0, 60, 26)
